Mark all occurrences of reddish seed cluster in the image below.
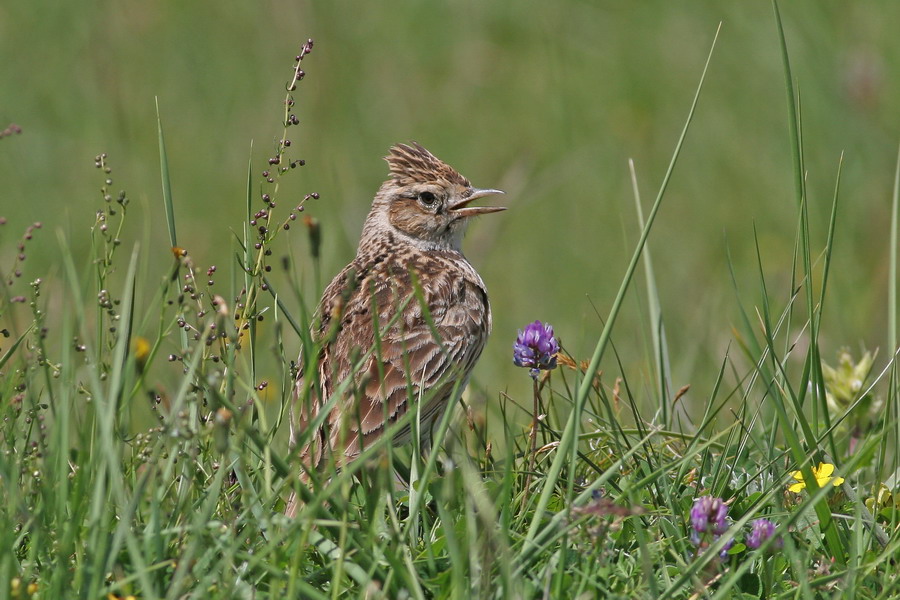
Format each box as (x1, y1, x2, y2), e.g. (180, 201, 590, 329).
(166, 251, 234, 352)
(97, 289, 113, 310)
(6, 221, 43, 286)
(23, 222, 41, 240)
(287, 39, 313, 91)
(263, 38, 314, 177)
(94, 153, 109, 169)
(0, 123, 22, 139)
(182, 273, 199, 301)
(206, 37, 319, 358)
(250, 39, 321, 255)
(92, 154, 128, 258)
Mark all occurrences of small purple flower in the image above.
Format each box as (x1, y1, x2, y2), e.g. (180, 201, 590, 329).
(690, 496, 728, 536)
(513, 320, 559, 378)
(718, 537, 735, 559)
(747, 518, 782, 550)
(689, 496, 733, 560)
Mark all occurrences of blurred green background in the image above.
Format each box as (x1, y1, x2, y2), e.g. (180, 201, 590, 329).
(2, 1, 899, 415)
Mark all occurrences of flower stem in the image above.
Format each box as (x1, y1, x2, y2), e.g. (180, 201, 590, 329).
(523, 376, 541, 506)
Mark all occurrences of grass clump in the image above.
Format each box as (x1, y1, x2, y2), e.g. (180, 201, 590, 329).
(2, 7, 900, 599)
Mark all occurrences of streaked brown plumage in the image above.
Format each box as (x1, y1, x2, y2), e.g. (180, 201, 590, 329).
(286, 143, 504, 515)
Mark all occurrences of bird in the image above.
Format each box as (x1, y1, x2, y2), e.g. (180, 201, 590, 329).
(286, 142, 505, 516)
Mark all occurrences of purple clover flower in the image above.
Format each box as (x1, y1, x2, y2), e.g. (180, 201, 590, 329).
(746, 518, 782, 550)
(690, 496, 728, 535)
(689, 496, 733, 560)
(513, 320, 559, 378)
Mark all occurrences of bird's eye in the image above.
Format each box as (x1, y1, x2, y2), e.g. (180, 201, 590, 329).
(418, 191, 437, 206)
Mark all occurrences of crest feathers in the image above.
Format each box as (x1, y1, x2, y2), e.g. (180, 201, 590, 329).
(384, 142, 470, 187)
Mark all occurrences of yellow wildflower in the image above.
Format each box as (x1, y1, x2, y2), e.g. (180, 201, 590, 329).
(788, 462, 845, 493)
(131, 336, 151, 369)
(131, 336, 150, 360)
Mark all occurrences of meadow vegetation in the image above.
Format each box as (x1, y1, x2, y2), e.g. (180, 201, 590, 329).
(2, 2, 900, 598)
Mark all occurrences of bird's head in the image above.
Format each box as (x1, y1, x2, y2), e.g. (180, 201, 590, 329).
(362, 142, 505, 252)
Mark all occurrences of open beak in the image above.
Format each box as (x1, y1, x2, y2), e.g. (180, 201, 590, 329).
(449, 188, 506, 218)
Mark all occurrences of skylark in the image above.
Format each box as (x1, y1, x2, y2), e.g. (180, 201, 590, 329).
(287, 142, 504, 515)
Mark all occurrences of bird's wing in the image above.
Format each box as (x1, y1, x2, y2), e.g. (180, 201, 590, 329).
(290, 262, 358, 472)
(324, 264, 489, 462)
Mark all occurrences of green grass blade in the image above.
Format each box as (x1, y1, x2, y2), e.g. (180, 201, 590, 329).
(0, 323, 34, 371)
(155, 97, 178, 248)
(105, 245, 139, 418)
(817, 154, 843, 326)
(262, 276, 303, 338)
(629, 158, 672, 425)
(523, 21, 721, 548)
(890, 143, 900, 354)
(773, 0, 846, 563)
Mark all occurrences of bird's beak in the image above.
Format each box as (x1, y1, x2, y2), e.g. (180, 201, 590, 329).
(449, 188, 506, 218)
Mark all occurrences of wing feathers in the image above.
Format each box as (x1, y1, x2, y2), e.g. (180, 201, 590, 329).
(292, 251, 489, 470)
